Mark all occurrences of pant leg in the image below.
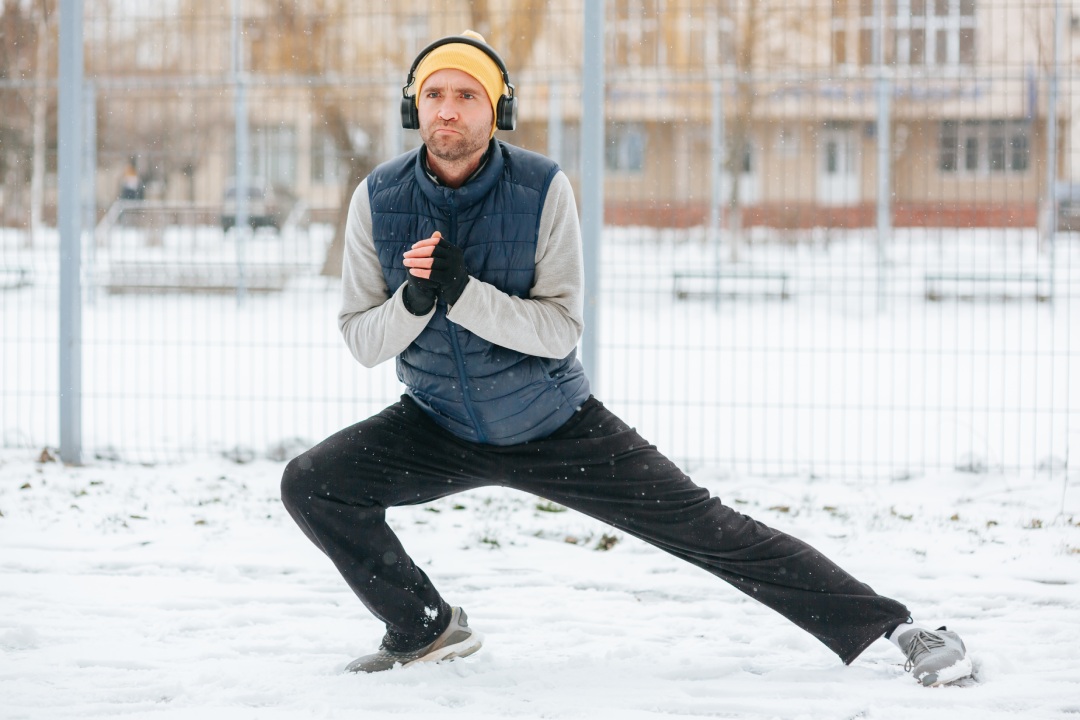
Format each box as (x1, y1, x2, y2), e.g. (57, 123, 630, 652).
(492, 397, 910, 664)
(280, 396, 485, 651)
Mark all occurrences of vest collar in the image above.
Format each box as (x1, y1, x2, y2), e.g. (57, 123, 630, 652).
(414, 139, 504, 210)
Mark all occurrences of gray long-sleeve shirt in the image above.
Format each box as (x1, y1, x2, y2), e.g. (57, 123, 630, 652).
(338, 169, 585, 368)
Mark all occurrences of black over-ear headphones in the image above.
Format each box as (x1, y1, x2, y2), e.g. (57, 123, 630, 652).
(400, 36, 517, 132)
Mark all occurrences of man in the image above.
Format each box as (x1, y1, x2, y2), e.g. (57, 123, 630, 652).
(280, 31, 972, 686)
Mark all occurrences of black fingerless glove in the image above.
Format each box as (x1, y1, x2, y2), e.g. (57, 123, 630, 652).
(402, 273, 439, 315)
(428, 241, 469, 307)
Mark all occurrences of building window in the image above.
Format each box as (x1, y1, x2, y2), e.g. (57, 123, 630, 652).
(251, 124, 297, 186)
(608, 0, 664, 67)
(738, 141, 753, 174)
(929, 0, 976, 66)
(1010, 128, 1030, 172)
(135, 22, 179, 71)
(559, 121, 582, 175)
(606, 123, 646, 173)
(859, 0, 876, 66)
(311, 130, 343, 184)
(892, 0, 928, 65)
(677, 0, 734, 68)
(831, 0, 849, 66)
(939, 120, 1029, 174)
(853, 0, 974, 67)
(715, 2, 736, 67)
(775, 124, 800, 157)
(964, 133, 979, 171)
(400, 15, 430, 60)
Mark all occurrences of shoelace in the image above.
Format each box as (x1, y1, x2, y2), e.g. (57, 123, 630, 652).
(903, 630, 946, 672)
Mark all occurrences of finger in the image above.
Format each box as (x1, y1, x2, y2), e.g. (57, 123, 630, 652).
(403, 256, 434, 269)
(411, 236, 441, 249)
(408, 267, 432, 280)
(403, 245, 436, 258)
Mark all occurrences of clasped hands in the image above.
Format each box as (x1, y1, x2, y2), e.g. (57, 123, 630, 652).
(401, 231, 469, 315)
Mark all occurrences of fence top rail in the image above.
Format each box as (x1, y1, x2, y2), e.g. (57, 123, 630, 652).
(0, 67, 1053, 92)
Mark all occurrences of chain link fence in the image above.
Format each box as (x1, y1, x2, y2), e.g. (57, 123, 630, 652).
(1, 0, 1077, 478)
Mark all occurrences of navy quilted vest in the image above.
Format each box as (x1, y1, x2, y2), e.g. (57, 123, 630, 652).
(368, 140, 591, 445)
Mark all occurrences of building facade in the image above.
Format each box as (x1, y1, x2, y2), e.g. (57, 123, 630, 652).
(70, 1, 1075, 231)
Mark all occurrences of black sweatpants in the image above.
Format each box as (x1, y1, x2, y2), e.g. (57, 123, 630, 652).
(280, 395, 909, 664)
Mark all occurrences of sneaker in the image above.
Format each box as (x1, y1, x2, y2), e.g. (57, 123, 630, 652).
(345, 607, 482, 673)
(896, 626, 973, 686)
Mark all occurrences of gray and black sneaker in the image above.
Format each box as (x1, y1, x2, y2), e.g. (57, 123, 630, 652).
(896, 626, 973, 686)
(345, 607, 482, 673)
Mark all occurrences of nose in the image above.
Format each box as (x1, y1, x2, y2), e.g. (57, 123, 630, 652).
(436, 99, 459, 121)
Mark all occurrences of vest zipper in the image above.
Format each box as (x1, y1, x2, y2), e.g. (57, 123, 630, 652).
(445, 198, 487, 443)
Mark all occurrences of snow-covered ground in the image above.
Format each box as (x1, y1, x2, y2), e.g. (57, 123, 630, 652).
(1, 449, 1078, 719)
(2, 223, 1079, 717)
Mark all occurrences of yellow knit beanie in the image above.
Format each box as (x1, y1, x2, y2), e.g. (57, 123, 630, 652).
(413, 30, 506, 135)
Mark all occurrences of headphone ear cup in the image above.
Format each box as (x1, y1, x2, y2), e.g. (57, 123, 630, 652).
(495, 95, 517, 132)
(400, 95, 419, 130)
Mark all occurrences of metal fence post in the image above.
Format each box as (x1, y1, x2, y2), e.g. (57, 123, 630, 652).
(58, 0, 84, 464)
(708, 78, 724, 248)
(874, 0, 892, 314)
(232, 0, 250, 306)
(84, 80, 97, 304)
(547, 79, 563, 166)
(581, 0, 605, 387)
(1046, 0, 1061, 303)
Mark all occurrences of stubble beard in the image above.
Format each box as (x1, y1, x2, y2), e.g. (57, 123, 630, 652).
(422, 123, 490, 165)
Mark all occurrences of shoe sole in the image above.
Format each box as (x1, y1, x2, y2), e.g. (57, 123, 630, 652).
(922, 656, 974, 687)
(401, 632, 483, 668)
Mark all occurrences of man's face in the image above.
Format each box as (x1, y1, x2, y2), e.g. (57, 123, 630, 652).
(418, 68, 494, 165)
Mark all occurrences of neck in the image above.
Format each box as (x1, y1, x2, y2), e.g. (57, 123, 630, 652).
(424, 143, 490, 189)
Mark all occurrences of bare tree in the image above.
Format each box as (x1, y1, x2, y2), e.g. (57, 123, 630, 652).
(724, 1, 823, 260)
(314, 91, 379, 278)
(467, 0, 548, 71)
(29, 0, 55, 245)
(0, 0, 32, 227)
(245, 0, 381, 278)
(0, 0, 54, 242)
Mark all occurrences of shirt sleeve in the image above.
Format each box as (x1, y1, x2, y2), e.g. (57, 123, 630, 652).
(445, 171, 585, 359)
(337, 179, 433, 368)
